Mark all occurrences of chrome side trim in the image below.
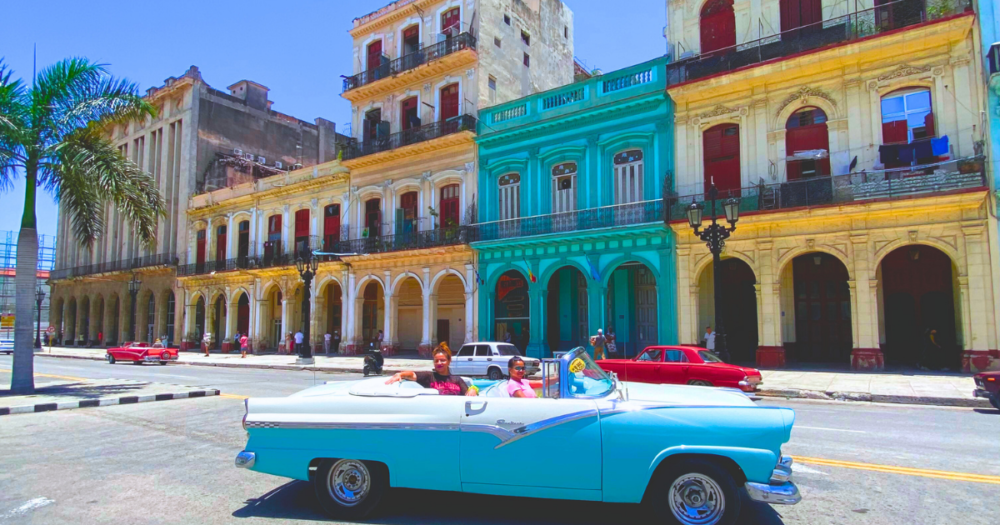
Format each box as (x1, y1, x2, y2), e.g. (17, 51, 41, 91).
(461, 424, 515, 441)
(745, 481, 801, 505)
(235, 451, 256, 468)
(245, 421, 458, 431)
(493, 409, 598, 449)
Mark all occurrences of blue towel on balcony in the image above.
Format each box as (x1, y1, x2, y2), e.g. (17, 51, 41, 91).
(898, 146, 913, 164)
(931, 135, 949, 156)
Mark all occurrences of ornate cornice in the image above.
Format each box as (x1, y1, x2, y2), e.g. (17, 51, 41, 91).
(877, 64, 931, 81)
(342, 131, 476, 171)
(699, 104, 740, 119)
(775, 86, 837, 118)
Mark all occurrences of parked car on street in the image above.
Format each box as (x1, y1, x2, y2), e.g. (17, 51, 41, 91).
(597, 345, 763, 393)
(452, 342, 539, 379)
(236, 347, 800, 524)
(0, 338, 12, 354)
(106, 342, 178, 365)
(973, 371, 1000, 409)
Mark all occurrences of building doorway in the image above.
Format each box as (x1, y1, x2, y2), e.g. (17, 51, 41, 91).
(440, 83, 459, 121)
(700, 0, 735, 54)
(494, 270, 530, 354)
(213, 295, 225, 349)
(787, 253, 852, 363)
(237, 293, 250, 336)
(703, 123, 741, 195)
(546, 266, 589, 354)
(606, 262, 658, 358)
(361, 281, 383, 350)
(698, 258, 758, 363)
(435, 274, 465, 352)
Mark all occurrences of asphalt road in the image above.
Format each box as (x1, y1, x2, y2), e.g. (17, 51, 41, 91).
(1, 356, 998, 525)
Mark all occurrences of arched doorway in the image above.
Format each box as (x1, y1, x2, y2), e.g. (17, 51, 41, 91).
(212, 295, 225, 349)
(236, 293, 250, 337)
(395, 277, 422, 353)
(146, 292, 156, 343)
(361, 281, 384, 349)
(703, 123, 741, 195)
(546, 266, 588, 353)
(95, 296, 105, 345)
(66, 298, 77, 343)
(494, 270, 530, 354)
(880, 245, 958, 369)
(606, 262, 658, 358)
(164, 292, 174, 346)
(698, 258, 758, 363)
(323, 283, 342, 349)
(700, 0, 735, 54)
(194, 296, 206, 342)
(109, 295, 120, 344)
(435, 274, 465, 352)
(80, 296, 91, 344)
(786, 253, 852, 363)
(262, 287, 282, 350)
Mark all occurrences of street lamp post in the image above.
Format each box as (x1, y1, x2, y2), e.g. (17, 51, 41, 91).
(687, 183, 741, 363)
(128, 273, 142, 343)
(295, 255, 319, 363)
(35, 288, 45, 349)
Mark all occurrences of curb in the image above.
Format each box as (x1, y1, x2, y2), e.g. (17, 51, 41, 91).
(35, 352, 396, 375)
(0, 387, 221, 416)
(757, 388, 991, 408)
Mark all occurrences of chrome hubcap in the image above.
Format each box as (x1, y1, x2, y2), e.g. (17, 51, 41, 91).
(668, 473, 725, 525)
(327, 460, 371, 507)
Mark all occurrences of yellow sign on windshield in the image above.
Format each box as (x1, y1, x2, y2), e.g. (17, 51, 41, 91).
(569, 358, 586, 374)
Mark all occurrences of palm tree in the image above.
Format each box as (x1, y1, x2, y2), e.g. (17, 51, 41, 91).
(0, 58, 165, 394)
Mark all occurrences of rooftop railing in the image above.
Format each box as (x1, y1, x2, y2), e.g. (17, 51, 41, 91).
(665, 156, 987, 221)
(342, 33, 476, 92)
(342, 115, 476, 160)
(50, 252, 177, 281)
(665, 0, 972, 86)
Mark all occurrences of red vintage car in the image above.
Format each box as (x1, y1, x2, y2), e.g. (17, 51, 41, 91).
(106, 342, 178, 365)
(973, 371, 1000, 410)
(597, 345, 763, 392)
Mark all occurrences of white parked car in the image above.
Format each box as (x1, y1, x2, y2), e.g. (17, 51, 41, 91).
(451, 342, 539, 379)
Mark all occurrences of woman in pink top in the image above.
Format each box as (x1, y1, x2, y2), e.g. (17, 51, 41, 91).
(506, 356, 542, 398)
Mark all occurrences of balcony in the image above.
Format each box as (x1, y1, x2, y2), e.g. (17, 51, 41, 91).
(50, 253, 177, 281)
(342, 33, 476, 97)
(664, 0, 973, 87)
(473, 200, 667, 243)
(342, 114, 476, 161)
(665, 156, 987, 220)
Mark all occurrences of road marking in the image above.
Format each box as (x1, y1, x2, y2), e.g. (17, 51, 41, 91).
(219, 393, 249, 400)
(795, 425, 867, 434)
(0, 369, 88, 382)
(0, 497, 55, 519)
(792, 456, 1000, 485)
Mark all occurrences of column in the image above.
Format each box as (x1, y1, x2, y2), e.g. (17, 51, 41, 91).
(464, 264, 476, 343)
(848, 234, 882, 371)
(182, 290, 194, 350)
(344, 270, 357, 353)
(586, 280, 607, 338)
(254, 288, 266, 353)
(227, 214, 236, 261)
(309, 278, 321, 354)
(224, 291, 237, 352)
(419, 267, 432, 356)
(340, 271, 351, 353)
(281, 205, 291, 255)
(676, 246, 695, 344)
(525, 286, 547, 358)
(280, 295, 288, 352)
(382, 270, 394, 355)
(310, 199, 320, 248)
(756, 240, 784, 367)
(961, 224, 994, 372)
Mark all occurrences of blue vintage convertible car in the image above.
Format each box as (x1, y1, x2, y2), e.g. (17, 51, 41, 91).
(236, 347, 800, 525)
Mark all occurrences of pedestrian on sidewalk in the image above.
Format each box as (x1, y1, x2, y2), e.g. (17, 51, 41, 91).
(333, 330, 341, 354)
(705, 326, 716, 354)
(294, 330, 304, 357)
(606, 329, 617, 358)
(97, 331, 103, 346)
(202, 332, 212, 357)
(285, 332, 293, 355)
(590, 329, 606, 360)
(324, 332, 331, 355)
(375, 330, 384, 351)
(240, 334, 249, 358)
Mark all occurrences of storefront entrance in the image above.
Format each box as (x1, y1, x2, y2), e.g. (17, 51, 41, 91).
(494, 270, 530, 354)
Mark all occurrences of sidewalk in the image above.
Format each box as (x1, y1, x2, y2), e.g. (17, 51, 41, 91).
(32, 346, 990, 408)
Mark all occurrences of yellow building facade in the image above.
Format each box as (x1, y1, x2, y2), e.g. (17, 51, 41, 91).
(665, 0, 999, 370)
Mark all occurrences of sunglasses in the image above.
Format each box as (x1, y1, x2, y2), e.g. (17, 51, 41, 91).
(512, 366, 525, 371)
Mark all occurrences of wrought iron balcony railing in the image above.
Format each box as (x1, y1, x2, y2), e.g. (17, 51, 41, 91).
(342, 115, 476, 160)
(342, 33, 477, 92)
(665, 156, 987, 221)
(50, 252, 177, 281)
(665, 0, 972, 86)
(335, 226, 474, 255)
(473, 200, 667, 243)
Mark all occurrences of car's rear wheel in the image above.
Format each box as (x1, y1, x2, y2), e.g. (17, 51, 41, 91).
(159, 359, 168, 365)
(990, 394, 1000, 411)
(314, 458, 387, 519)
(107, 354, 116, 364)
(688, 380, 713, 387)
(487, 367, 504, 380)
(132, 360, 143, 365)
(646, 458, 741, 525)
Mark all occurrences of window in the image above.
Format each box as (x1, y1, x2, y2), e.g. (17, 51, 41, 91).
(324, 204, 341, 249)
(364, 199, 381, 237)
(881, 89, 934, 144)
(165, 292, 175, 343)
(475, 345, 491, 356)
(498, 173, 521, 220)
(521, 30, 530, 45)
(786, 107, 831, 180)
(613, 149, 644, 204)
(401, 96, 420, 130)
(440, 184, 461, 227)
(458, 345, 475, 357)
(700, 0, 736, 54)
(494, 36, 502, 48)
(488, 76, 497, 104)
(664, 350, 687, 363)
(440, 83, 460, 121)
(564, 26, 568, 38)
(504, 14, 511, 25)
(442, 7, 460, 36)
(523, 53, 530, 67)
(552, 162, 577, 214)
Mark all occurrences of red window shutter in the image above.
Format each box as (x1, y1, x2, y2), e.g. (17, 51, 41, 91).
(700, 0, 736, 54)
(196, 230, 206, 265)
(780, 0, 801, 32)
(924, 112, 935, 138)
(882, 120, 908, 144)
(295, 209, 310, 237)
(268, 215, 281, 235)
(324, 205, 340, 247)
(367, 41, 382, 70)
(442, 8, 460, 33)
(440, 84, 459, 121)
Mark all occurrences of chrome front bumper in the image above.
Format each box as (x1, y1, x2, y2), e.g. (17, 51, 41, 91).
(746, 455, 801, 505)
(235, 451, 256, 468)
(973, 387, 991, 399)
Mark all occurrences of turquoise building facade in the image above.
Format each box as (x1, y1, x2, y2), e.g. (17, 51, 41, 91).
(473, 57, 676, 358)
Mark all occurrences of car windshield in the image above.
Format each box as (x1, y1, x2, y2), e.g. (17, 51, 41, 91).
(497, 344, 521, 356)
(563, 347, 614, 398)
(699, 350, 724, 363)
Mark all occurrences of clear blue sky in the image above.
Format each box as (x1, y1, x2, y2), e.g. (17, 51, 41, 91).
(0, 0, 666, 238)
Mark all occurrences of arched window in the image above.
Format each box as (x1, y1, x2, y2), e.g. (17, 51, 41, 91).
(880, 88, 936, 168)
(498, 173, 521, 220)
(700, 0, 735, 54)
(613, 150, 644, 204)
(264, 214, 281, 263)
(780, 0, 822, 38)
(440, 184, 461, 227)
(365, 198, 381, 238)
(552, 162, 577, 213)
(786, 107, 830, 180)
(215, 224, 227, 263)
(237, 220, 250, 261)
(442, 7, 461, 37)
(703, 124, 740, 194)
(366, 39, 385, 78)
(401, 24, 420, 56)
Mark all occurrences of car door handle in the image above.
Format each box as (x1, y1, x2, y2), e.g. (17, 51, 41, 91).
(487, 358, 492, 361)
(465, 401, 487, 416)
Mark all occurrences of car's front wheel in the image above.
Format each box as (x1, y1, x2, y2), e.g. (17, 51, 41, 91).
(107, 354, 116, 364)
(314, 459, 387, 519)
(647, 458, 741, 525)
(990, 394, 1000, 411)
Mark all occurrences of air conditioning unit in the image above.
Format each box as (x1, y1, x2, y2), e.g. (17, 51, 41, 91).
(988, 42, 1000, 76)
(243, 153, 254, 161)
(233, 148, 243, 156)
(292, 163, 303, 170)
(679, 50, 695, 60)
(257, 156, 266, 164)
(274, 161, 283, 169)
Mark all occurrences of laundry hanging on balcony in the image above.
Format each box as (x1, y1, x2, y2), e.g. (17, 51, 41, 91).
(787, 149, 828, 160)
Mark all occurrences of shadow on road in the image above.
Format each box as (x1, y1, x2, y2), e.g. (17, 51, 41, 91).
(972, 408, 1000, 415)
(233, 481, 787, 524)
(0, 381, 148, 399)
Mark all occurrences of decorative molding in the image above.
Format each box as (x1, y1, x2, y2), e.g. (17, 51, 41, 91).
(464, 161, 475, 172)
(932, 67, 944, 76)
(466, 68, 476, 78)
(775, 86, 838, 118)
(806, 239, 816, 249)
(933, 235, 958, 251)
(423, 83, 432, 92)
(866, 80, 878, 91)
(877, 64, 931, 81)
(690, 117, 701, 126)
(699, 104, 740, 119)
(739, 107, 748, 116)
(421, 171, 432, 181)
(907, 230, 918, 242)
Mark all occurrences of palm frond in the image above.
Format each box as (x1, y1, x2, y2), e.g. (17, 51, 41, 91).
(0, 60, 29, 191)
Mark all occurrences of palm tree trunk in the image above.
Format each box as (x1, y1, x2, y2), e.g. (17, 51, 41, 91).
(11, 165, 38, 394)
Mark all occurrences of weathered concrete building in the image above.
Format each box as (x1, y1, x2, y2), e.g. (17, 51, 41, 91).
(49, 66, 340, 347)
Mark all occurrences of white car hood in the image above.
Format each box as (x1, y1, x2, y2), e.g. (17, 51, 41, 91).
(617, 381, 756, 407)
